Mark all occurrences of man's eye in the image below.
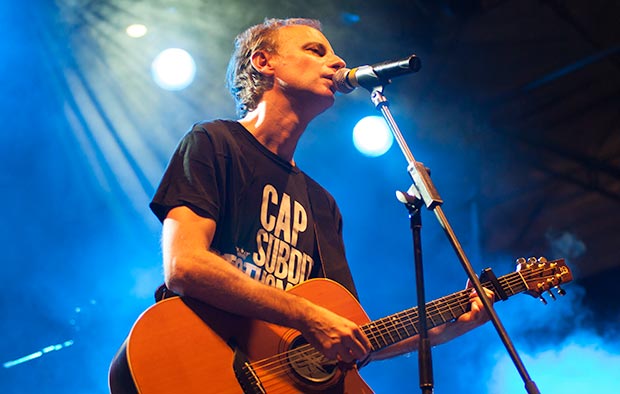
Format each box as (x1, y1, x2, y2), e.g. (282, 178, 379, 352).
(308, 47, 323, 55)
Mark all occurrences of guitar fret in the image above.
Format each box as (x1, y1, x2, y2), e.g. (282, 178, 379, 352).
(390, 315, 403, 341)
(500, 277, 515, 296)
(392, 314, 408, 339)
(437, 298, 454, 323)
(426, 295, 463, 328)
(457, 297, 468, 314)
(388, 316, 401, 341)
(361, 324, 376, 349)
(506, 272, 527, 295)
(398, 311, 415, 337)
(364, 323, 383, 350)
(434, 300, 450, 324)
(370, 314, 405, 347)
(383, 317, 398, 344)
(373, 320, 391, 348)
(426, 301, 439, 326)
(444, 298, 459, 321)
(402, 310, 419, 336)
(515, 271, 528, 291)
(501, 273, 519, 296)
(373, 325, 388, 349)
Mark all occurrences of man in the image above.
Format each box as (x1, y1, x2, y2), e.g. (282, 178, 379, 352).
(111, 17, 492, 392)
(154, 16, 491, 361)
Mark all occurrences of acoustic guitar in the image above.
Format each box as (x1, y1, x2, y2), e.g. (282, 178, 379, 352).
(109, 257, 571, 393)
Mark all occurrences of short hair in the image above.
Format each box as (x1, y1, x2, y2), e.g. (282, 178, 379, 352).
(226, 18, 322, 117)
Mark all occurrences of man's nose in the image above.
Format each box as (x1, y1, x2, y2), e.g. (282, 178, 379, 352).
(330, 54, 346, 70)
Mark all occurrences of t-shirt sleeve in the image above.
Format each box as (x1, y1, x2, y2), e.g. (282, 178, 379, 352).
(149, 125, 223, 223)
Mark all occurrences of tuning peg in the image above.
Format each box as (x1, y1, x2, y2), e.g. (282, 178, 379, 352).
(539, 295, 548, 305)
(556, 286, 566, 296)
(537, 256, 548, 263)
(547, 290, 557, 301)
(527, 257, 538, 265)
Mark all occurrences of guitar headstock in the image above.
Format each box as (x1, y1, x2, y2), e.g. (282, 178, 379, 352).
(516, 257, 573, 304)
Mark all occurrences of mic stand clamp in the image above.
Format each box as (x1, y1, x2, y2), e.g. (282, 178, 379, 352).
(366, 84, 541, 394)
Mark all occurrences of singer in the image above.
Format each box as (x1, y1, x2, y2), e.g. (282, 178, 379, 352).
(109, 18, 493, 394)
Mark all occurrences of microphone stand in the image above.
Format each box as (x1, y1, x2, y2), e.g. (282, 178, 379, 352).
(365, 84, 541, 394)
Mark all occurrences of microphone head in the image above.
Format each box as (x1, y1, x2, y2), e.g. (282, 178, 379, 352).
(332, 68, 355, 94)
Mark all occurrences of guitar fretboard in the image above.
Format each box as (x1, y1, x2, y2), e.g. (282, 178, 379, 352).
(360, 270, 530, 351)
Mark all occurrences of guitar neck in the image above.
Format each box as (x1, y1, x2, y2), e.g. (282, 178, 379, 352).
(361, 270, 528, 352)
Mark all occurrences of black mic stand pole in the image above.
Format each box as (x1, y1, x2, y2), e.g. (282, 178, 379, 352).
(396, 186, 433, 394)
(366, 84, 541, 394)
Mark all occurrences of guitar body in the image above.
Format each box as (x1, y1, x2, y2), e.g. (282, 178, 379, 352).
(109, 279, 375, 394)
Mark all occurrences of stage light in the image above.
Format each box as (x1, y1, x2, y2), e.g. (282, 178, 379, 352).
(352, 116, 394, 157)
(126, 24, 148, 38)
(341, 12, 361, 25)
(151, 48, 196, 91)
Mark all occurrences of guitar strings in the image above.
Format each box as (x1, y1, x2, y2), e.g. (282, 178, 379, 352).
(242, 266, 553, 389)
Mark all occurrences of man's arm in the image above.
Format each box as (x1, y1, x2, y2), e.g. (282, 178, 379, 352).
(162, 205, 372, 363)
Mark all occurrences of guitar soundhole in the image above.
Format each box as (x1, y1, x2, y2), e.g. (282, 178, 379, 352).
(288, 336, 338, 384)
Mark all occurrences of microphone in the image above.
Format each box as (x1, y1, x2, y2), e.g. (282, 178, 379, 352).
(333, 54, 421, 93)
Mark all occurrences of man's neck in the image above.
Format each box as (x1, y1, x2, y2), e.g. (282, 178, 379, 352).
(239, 99, 312, 164)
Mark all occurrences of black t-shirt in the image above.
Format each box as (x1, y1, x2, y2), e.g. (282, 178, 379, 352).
(150, 120, 355, 293)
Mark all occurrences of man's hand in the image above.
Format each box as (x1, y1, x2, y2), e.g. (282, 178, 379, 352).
(458, 285, 494, 324)
(430, 284, 494, 345)
(297, 302, 372, 363)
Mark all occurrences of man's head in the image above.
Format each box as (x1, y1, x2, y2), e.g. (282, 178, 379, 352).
(226, 18, 324, 117)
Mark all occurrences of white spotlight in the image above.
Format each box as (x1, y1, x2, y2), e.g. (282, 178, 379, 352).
(126, 24, 148, 38)
(151, 48, 196, 91)
(352, 116, 394, 157)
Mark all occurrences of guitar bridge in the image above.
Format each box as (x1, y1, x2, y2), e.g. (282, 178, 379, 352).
(231, 342, 266, 394)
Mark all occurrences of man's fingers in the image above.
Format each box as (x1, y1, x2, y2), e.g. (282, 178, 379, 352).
(468, 287, 495, 301)
(342, 332, 369, 360)
(355, 327, 373, 352)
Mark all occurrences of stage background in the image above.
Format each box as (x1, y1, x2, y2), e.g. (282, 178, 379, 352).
(1, 1, 619, 393)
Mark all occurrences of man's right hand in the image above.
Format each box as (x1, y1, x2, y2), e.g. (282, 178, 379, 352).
(297, 301, 372, 363)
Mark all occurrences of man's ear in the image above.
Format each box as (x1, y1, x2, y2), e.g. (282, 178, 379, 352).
(251, 50, 275, 76)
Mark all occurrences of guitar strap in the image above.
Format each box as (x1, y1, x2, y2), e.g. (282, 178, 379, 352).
(304, 174, 359, 300)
